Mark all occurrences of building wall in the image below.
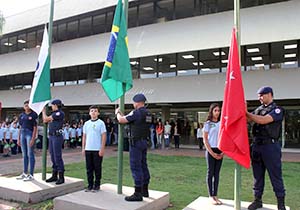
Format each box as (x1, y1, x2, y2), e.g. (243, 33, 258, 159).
(0, 67, 299, 108)
(0, 0, 299, 76)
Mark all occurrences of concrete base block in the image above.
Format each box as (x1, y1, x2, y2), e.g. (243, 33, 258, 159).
(54, 183, 169, 210)
(183, 196, 290, 210)
(0, 173, 84, 203)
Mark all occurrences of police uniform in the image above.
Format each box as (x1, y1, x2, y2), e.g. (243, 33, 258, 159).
(249, 87, 286, 210)
(46, 99, 65, 185)
(123, 93, 152, 201)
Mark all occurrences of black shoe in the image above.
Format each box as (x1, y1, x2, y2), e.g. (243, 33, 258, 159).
(248, 198, 262, 210)
(55, 172, 65, 185)
(142, 184, 149, 197)
(92, 186, 100, 192)
(85, 186, 93, 192)
(125, 186, 143, 202)
(46, 171, 58, 183)
(277, 197, 286, 210)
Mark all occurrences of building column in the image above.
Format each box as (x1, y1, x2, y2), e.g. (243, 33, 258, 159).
(161, 106, 171, 123)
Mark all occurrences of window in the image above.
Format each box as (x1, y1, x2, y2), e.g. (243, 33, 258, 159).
(140, 56, 157, 79)
(93, 14, 107, 34)
(79, 17, 92, 37)
(67, 20, 79, 40)
(58, 23, 67, 41)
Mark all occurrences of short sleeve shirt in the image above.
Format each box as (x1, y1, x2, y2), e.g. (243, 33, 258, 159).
(203, 121, 220, 148)
(49, 110, 65, 133)
(83, 119, 106, 151)
(19, 111, 38, 131)
(268, 106, 283, 122)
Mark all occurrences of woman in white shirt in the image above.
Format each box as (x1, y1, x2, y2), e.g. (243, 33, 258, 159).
(203, 103, 223, 205)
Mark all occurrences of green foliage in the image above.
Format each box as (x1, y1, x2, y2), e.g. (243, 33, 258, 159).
(0, 11, 5, 35)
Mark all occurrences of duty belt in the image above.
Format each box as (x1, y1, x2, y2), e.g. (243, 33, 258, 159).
(253, 137, 278, 145)
(49, 129, 63, 136)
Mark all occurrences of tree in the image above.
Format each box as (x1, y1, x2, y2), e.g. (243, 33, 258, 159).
(0, 11, 5, 36)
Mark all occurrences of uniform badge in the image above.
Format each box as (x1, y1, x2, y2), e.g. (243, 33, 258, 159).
(56, 112, 60, 116)
(28, 117, 32, 120)
(275, 108, 281, 114)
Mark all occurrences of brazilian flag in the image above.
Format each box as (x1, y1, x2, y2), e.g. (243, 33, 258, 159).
(101, 0, 133, 102)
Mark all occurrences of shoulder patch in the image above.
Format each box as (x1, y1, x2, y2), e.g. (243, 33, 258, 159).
(275, 108, 281, 114)
(28, 116, 32, 120)
(127, 110, 134, 116)
(56, 112, 61, 116)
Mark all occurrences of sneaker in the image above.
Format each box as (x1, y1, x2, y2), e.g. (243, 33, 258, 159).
(16, 172, 27, 180)
(92, 186, 100, 192)
(23, 174, 34, 181)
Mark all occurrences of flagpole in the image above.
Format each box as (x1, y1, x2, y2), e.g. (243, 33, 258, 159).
(116, 0, 129, 195)
(234, 0, 241, 209)
(42, 0, 55, 181)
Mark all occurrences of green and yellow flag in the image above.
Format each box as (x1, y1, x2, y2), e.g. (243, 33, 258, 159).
(101, 0, 132, 102)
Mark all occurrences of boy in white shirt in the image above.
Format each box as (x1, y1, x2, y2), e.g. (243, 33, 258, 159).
(82, 106, 106, 192)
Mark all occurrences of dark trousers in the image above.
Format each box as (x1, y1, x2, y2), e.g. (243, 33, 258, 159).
(49, 135, 65, 172)
(206, 148, 223, 196)
(198, 137, 204, 150)
(129, 139, 150, 187)
(11, 139, 18, 155)
(85, 151, 103, 188)
(174, 135, 180, 148)
(251, 142, 285, 197)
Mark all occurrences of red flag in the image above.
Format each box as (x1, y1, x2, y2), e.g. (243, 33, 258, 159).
(218, 28, 250, 169)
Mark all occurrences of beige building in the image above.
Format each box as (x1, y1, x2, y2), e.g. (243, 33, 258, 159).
(0, 0, 299, 147)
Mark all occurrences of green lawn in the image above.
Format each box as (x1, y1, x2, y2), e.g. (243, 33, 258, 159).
(22, 153, 300, 210)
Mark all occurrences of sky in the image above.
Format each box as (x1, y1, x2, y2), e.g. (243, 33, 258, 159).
(0, 0, 50, 17)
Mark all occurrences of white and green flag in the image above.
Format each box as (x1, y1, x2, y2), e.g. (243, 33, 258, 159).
(29, 26, 51, 115)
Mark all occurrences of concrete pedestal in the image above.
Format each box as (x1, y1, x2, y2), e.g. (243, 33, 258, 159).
(183, 196, 290, 210)
(0, 173, 84, 203)
(54, 183, 170, 210)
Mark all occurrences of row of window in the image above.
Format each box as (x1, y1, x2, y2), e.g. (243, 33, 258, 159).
(0, 38, 298, 91)
(0, 0, 288, 55)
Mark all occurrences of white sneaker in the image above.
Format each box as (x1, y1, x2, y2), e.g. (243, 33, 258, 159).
(16, 172, 27, 180)
(23, 174, 34, 181)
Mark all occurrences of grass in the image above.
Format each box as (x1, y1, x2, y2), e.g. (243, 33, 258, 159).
(21, 153, 300, 210)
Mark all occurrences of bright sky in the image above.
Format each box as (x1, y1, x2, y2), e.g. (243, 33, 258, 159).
(0, 0, 50, 17)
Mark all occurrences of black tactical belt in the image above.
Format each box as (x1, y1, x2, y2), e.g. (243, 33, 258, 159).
(253, 138, 278, 145)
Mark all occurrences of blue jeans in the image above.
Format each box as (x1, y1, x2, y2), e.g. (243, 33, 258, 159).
(20, 129, 35, 175)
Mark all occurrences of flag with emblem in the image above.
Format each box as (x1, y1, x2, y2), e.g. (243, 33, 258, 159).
(101, 0, 133, 102)
(218, 28, 250, 169)
(29, 26, 51, 115)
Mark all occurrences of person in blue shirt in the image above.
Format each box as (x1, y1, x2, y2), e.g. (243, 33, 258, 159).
(246, 87, 286, 210)
(17, 100, 38, 181)
(42, 99, 65, 185)
(10, 122, 19, 155)
(82, 105, 106, 192)
(115, 93, 152, 202)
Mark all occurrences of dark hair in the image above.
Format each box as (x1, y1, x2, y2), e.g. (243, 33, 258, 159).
(24, 100, 29, 104)
(206, 103, 221, 122)
(89, 105, 99, 111)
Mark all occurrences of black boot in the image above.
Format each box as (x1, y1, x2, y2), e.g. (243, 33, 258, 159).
(277, 197, 286, 210)
(55, 172, 65, 185)
(142, 184, 149, 197)
(46, 171, 58, 183)
(248, 196, 263, 210)
(125, 186, 143, 202)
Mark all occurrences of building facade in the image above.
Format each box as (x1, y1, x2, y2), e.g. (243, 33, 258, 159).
(0, 0, 299, 147)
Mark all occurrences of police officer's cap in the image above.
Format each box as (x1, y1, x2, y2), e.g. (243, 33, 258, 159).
(51, 99, 63, 106)
(257, 86, 273, 95)
(132, 93, 147, 103)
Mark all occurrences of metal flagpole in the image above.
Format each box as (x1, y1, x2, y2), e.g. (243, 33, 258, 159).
(42, 0, 55, 181)
(117, 0, 129, 195)
(234, 0, 241, 209)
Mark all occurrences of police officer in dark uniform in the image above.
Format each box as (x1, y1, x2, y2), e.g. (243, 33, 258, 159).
(246, 87, 286, 210)
(42, 99, 65, 185)
(115, 93, 151, 202)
